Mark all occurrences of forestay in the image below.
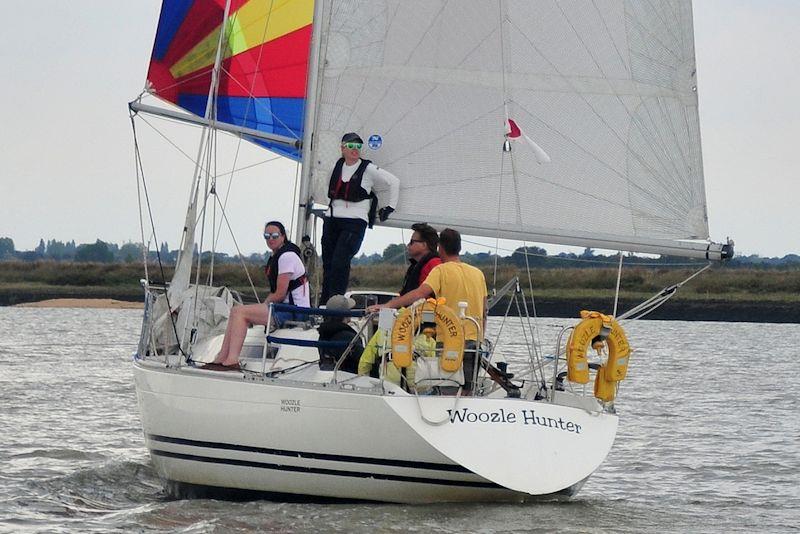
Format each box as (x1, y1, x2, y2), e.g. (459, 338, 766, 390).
(305, 1, 719, 258)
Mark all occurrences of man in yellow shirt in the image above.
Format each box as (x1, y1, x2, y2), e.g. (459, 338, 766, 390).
(369, 228, 488, 390)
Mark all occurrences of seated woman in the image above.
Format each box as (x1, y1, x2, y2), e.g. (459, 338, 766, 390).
(208, 221, 309, 370)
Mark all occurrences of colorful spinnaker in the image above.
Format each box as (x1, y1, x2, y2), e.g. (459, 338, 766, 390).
(146, 0, 312, 159)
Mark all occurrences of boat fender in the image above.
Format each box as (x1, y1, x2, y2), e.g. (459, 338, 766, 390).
(391, 299, 465, 371)
(566, 310, 631, 385)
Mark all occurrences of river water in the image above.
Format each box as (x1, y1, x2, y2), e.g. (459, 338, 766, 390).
(1, 307, 798, 533)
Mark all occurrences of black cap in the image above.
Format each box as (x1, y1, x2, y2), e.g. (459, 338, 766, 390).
(341, 132, 363, 144)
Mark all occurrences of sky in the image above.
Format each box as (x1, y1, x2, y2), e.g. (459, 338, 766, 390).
(1, 1, 798, 259)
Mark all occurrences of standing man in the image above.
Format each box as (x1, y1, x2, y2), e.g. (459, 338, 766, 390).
(400, 223, 442, 295)
(369, 228, 488, 390)
(321, 132, 400, 303)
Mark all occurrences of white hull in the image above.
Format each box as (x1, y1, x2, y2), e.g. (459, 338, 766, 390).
(133, 358, 618, 503)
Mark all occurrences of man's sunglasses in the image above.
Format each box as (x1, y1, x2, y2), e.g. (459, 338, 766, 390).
(341, 142, 362, 150)
(264, 232, 282, 240)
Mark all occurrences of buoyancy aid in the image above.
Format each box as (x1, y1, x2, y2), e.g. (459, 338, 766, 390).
(400, 252, 440, 295)
(265, 241, 307, 304)
(327, 157, 379, 227)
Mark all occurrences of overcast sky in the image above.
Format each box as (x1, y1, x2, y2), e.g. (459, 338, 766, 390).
(1, 1, 798, 258)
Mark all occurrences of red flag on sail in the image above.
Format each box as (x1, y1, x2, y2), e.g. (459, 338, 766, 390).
(505, 118, 551, 164)
(507, 118, 522, 139)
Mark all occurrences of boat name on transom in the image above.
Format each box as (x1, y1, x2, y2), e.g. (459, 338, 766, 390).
(447, 408, 582, 434)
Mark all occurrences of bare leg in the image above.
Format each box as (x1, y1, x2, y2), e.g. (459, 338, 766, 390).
(214, 303, 270, 366)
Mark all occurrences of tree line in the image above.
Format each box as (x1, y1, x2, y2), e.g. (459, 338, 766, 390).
(0, 237, 267, 265)
(1, 236, 798, 269)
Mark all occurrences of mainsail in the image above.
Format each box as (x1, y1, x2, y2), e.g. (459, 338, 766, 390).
(304, 0, 725, 259)
(145, 0, 313, 159)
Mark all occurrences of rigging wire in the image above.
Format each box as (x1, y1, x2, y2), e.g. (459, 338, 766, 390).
(520, 243, 544, 368)
(134, 119, 150, 284)
(491, 0, 510, 293)
(137, 112, 284, 176)
(213, 194, 261, 301)
(617, 264, 711, 322)
(612, 252, 624, 317)
(129, 111, 188, 359)
(190, 121, 216, 339)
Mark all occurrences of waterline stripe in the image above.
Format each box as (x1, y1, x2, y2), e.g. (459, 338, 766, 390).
(150, 449, 501, 489)
(148, 434, 471, 473)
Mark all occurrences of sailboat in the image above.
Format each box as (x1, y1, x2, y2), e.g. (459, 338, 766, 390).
(129, 0, 732, 503)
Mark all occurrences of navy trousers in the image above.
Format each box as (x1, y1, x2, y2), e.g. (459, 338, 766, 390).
(320, 217, 367, 303)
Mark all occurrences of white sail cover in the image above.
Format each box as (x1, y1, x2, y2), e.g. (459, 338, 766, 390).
(306, 0, 717, 257)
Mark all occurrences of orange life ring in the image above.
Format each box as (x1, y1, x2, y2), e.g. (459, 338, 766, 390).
(391, 298, 465, 372)
(566, 310, 631, 401)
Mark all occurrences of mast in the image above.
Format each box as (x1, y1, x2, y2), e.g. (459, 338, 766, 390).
(168, 0, 233, 304)
(293, 0, 326, 244)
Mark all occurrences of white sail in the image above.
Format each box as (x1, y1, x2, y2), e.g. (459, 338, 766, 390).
(305, 0, 722, 258)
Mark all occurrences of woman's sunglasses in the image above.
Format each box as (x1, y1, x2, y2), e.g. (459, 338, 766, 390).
(341, 142, 362, 150)
(264, 232, 282, 240)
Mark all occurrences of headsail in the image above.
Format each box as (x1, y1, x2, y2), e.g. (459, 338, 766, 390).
(305, 1, 726, 259)
(146, 0, 313, 159)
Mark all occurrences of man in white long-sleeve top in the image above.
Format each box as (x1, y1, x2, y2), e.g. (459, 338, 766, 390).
(321, 132, 400, 303)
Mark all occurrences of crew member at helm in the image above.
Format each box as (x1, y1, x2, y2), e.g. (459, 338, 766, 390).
(320, 132, 400, 303)
(400, 222, 442, 295)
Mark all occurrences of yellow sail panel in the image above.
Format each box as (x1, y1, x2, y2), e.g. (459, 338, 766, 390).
(229, 0, 313, 54)
(170, 0, 313, 80)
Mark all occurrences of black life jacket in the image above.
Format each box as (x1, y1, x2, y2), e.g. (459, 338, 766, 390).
(328, 157, 379, 227)
(265, 241, 307, 304)
(400, 252, 439, 295)
(317, 320, 363, 373)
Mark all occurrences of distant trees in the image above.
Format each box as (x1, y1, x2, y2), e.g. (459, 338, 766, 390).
(382, 243, 407, 264)
(159, 241, 170, 260)
(0, 237, 14, 259)
(118, 242, 144, 263)
(510, 245, 548, 267)
(0, 235, 798, 269)
(75, 240, 115, 263)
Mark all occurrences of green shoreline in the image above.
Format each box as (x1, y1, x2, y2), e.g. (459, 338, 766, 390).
(1, 262, 798, 323)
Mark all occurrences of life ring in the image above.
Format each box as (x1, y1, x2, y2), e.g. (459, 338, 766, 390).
(391, 298, 465, 372)
(566, 310, 631, 398)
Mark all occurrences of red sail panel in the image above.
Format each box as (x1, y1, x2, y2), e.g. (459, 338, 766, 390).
(172, 24, 311, 99)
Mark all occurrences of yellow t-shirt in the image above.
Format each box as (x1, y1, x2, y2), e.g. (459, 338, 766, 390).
(422, 261, 487, 340)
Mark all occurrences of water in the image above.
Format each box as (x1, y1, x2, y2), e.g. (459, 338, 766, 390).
(1, 308, 798, 533)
